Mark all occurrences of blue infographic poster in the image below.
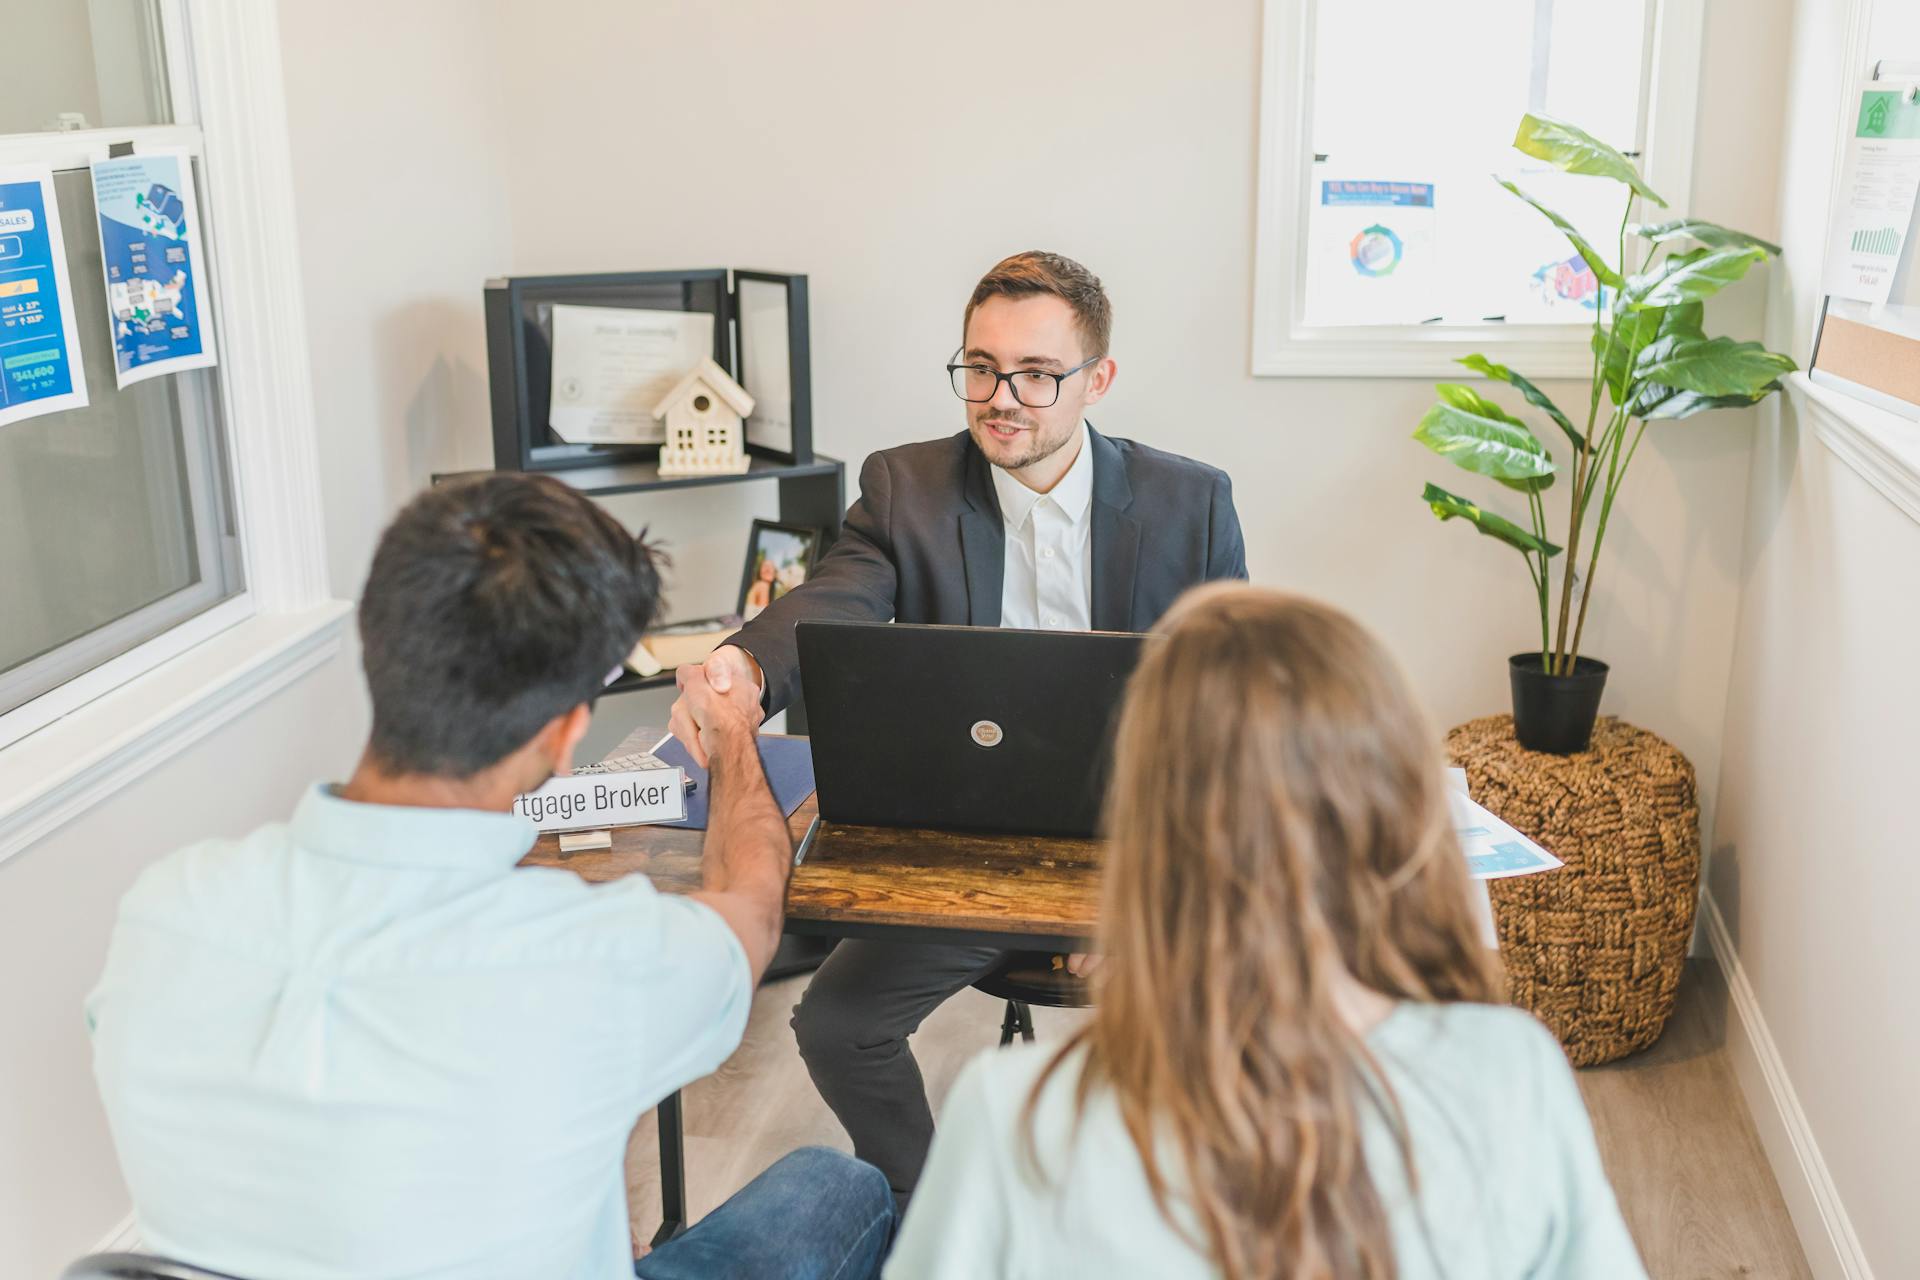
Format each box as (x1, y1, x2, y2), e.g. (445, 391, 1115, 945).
(0, 165, 89, 428)
(90, 150, 218, 388)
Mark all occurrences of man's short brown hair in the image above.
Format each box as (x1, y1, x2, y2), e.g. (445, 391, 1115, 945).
(963, 251, 1112, 360)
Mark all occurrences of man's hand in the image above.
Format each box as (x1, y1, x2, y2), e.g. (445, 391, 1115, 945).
(1065, 952, 1105, 979)
(672, 661, 757, 760)
(668, 646, 765, 767)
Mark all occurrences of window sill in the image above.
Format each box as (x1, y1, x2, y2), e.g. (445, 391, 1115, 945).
(1789, 372, 1920, 528)
(0, 601, 353, 869)
(1251, 325, 1600, 379)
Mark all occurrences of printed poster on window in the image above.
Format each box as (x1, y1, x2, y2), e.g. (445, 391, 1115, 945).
(1821, 83, 1920, 305)
(0, 165, 89, 428)
(1306, 178, 1438, 326)
(90, 149, 217, 388)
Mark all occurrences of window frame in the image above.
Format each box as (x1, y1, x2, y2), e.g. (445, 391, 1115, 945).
(0, 0, 332, 752)
(1249, 0, 1707, 378)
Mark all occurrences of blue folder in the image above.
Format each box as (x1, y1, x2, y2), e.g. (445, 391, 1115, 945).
(651, 735, 816, 831)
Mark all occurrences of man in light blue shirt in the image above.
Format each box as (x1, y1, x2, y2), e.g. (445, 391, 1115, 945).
(86, 474, 894, 1279)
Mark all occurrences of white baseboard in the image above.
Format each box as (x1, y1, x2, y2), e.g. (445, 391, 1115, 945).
(90, 1212, 142, 1254)
(1701, 894, 1875, 1280)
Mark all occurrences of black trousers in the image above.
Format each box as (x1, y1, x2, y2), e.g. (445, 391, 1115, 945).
(790, 939, 1006, 1197)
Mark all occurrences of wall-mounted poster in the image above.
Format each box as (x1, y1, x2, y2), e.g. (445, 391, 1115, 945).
(0, 165, 89, 428)
(90, 149, 217, 388)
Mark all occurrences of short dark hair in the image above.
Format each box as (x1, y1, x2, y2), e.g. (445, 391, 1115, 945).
(963, 250, 1112, 359)
(357, 473, 661, 777)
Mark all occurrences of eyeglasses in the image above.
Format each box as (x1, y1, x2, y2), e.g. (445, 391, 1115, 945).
(946, 351, 1100, 408)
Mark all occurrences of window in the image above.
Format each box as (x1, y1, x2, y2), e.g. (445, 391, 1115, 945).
(0, 1, 247, 740)
(1252, 0, 1705, 376)
(0, 0, 171, 135)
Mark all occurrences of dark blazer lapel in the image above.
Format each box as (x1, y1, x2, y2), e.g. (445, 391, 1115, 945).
(1088, 426, 1140, 632)
(959, 440, 1004, 626)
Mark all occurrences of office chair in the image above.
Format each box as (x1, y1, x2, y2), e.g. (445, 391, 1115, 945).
(971, 950, 1094, 1046)
(62, 1253, 252, 1280)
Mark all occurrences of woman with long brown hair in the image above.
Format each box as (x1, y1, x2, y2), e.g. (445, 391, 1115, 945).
(886, 585, 1644, 1279)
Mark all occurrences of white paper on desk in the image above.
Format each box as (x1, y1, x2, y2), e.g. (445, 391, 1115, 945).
(547, 304, 713, 444)
(1822, 82, 1920, 305)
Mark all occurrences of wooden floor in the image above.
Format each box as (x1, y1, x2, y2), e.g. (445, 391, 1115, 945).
(626, 957, 1810, 1279)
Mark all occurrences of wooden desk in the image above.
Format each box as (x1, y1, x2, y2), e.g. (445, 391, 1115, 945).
(517, 736, 1103, 1241)
(521, 795, 1103, 952)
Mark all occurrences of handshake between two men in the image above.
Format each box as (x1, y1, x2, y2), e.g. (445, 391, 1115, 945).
(670, 646, 766, 769)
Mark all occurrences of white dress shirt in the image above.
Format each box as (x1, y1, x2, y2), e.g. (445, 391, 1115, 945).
(990, 421, 1095, 630)
(87, 784, 751, 1280)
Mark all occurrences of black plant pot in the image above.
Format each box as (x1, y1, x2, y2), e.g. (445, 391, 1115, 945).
(1508, 653, 1610, 754)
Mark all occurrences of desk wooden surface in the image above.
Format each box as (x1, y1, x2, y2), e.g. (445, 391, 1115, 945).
(519, 737, 1103, 951)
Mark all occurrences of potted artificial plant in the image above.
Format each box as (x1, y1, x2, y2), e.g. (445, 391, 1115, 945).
(1417, 114, 1794, 753)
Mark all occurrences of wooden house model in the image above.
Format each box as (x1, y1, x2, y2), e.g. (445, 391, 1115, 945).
(653, 358, 755, 476)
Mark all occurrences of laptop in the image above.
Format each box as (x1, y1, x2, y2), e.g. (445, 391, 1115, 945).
(796, 620, 1148, 838)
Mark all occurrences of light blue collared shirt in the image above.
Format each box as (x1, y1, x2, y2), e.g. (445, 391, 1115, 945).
(86, 784, 750, 1280)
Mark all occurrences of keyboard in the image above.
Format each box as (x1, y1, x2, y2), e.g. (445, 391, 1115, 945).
(577, 749, 695, 789)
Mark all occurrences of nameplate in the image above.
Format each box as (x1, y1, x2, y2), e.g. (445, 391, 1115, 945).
(514, 768, 687, 832)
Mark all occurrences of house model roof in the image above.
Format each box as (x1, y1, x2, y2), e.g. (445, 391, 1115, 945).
(652, 357, 756, 420)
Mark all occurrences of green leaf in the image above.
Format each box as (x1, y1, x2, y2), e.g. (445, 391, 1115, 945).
(1631, 219, 1783, 258)
(1591, 307, 1664, 404)
(1625, 246, 1765, 309)
(1422, 483, 1562, 557)
(1433, 381, 1521, 420)
(1631, 383, 1778, 420)
(1657, 300, 1705, 339)
(1415, 391, 1556, 491)
(1495, 179, 1624, 288)
(1512, 113, 1667, 207)
(1634, 335, 1799, 397)
(1458, 353, 1584, 450)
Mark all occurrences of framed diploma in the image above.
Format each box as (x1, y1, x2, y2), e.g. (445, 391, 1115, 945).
(547, 304, 714, 445)
(733, 271, 813, 464)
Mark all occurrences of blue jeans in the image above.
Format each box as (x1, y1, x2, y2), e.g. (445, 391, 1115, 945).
(635, 1147, 895, 1280)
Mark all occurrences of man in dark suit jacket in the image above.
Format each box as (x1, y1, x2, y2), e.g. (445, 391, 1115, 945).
(668, 251, 1246, 1199)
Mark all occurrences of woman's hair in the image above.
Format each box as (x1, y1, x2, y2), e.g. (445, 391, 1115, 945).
(1029, 584, 1504, 1280)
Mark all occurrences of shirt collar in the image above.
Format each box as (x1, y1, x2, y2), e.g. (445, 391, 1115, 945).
(289, 783, 539, 874)
(989, 421, 1094, 531)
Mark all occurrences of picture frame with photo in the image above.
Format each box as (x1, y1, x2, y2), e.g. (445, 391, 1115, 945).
(738, 519, 820, 620)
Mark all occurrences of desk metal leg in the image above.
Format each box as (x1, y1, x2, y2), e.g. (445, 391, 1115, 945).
(652, 1089, 688, 1246)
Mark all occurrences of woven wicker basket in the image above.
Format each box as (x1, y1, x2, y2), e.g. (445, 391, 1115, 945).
(1447, 714, 1701, 1066)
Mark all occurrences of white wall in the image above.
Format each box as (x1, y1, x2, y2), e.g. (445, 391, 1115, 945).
(1707, 0, 1920, 1274)
(276, 0, 515, 597)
